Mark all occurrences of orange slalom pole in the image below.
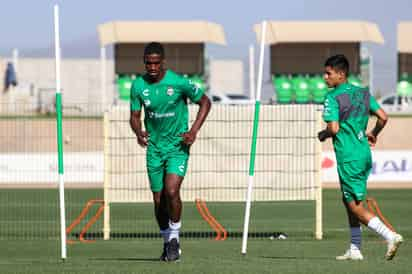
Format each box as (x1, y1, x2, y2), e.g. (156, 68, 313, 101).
(199, 200, 227, 241)
(79, 203, 105, 243)
(66, 200, 95, 244)
(195, 199, 221, 240)
(66, 199, 104, 244)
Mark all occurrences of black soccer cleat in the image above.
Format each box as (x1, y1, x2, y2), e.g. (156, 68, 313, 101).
(165, 238, 180, 262)
(160, 242, 168, 261)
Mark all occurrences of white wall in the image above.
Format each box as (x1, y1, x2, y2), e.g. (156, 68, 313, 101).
(209, 59, 244, 95)
(0, 57, 115, 112)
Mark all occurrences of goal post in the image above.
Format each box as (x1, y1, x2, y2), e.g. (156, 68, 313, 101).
(315, 110, 323, 240)
(103, 104, 323, 240)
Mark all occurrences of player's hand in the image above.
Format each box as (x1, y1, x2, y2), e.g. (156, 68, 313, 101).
(318, 130, 328, 142)
(181, 130, 197, 145)
(137, 131, 149, 147)
(367, 132, 377, 147)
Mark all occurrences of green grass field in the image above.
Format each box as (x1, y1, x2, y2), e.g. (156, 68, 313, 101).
(0, 189, 410, 274)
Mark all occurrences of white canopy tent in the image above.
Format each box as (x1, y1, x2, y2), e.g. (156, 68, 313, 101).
(98, 21, 226, 46)
(253, 21, 384, 45)
(398, 22, 412, 53)
(97, 20, 226, 107)
(253, 21, 384, 94)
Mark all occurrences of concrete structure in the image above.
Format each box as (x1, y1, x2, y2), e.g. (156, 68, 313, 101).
(0, 57, 115, 114)
(209, 59, 244, 95)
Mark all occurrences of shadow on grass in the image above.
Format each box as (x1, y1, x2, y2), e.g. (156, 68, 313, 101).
(260, 256, 331, 260)
(90, 257, 161, 262)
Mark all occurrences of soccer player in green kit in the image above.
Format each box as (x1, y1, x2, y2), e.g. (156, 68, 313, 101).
(318, 55, 403, 261)
(129, 42, 211, 262)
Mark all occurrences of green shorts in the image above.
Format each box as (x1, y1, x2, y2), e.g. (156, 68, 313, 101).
(337, 158, 372, 202)
(146, 145, 189, 193)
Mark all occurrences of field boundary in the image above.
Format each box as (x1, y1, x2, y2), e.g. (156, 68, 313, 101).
(323, 182, 412, 189)
(0, 182, 411, 189)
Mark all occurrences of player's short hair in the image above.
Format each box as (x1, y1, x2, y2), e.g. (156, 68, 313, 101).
(144, 42, 165, 59)
(324, 54, 349, 76)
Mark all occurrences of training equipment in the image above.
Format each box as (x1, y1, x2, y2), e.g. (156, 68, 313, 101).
(54, 4, 67, 260)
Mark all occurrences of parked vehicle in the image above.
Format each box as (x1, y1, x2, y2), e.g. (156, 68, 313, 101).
(208, 93, 255, 105)
(377, 93, 412, 113)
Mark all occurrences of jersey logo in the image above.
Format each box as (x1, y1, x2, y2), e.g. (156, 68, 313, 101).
(323, 99, 331, 116)
(142, 89, 149, 96)
(189, 80, 200, 94)
(178, 163, 185, 173)
(356, 193, 365, 199)
(193, 86, 199, 94)
(144, 100, 151, 106)
(167, 87, 174, 96)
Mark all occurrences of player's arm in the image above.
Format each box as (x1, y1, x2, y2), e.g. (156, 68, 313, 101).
(318, 95, 339, 142)
(179, 76, 211, 145)
(129, 80, 148, 147)
(181, 95, 211, 145)
(318, 122, 339, 142)
(130, 110, 148, 147)
(367, 95, 388, 147)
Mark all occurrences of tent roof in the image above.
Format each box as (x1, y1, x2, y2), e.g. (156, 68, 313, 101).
(398, 22, 412, 53)
(254, 21, 384, 44)
(98, 21, 226, 46)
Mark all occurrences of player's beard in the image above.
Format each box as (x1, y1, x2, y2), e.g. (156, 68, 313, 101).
(148, 69, 165, 82)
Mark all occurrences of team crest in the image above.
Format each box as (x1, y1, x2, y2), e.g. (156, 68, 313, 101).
(167, 87, 174, 96)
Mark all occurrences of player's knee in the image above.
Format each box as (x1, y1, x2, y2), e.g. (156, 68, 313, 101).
(152, 192, 162, 206)
(164, 187, 179, 200)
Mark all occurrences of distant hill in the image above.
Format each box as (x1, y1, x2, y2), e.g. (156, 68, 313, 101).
(0, 33, 113, 59)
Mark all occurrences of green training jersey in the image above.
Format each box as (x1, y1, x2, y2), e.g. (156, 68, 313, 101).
(322, 82, 381, 163)
(130, 69, 204, 149)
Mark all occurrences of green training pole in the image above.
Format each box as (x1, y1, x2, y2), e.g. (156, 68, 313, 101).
(56, 93, 63, 172)
(241, 20, 267, 255)
(54, 4, 67, 260)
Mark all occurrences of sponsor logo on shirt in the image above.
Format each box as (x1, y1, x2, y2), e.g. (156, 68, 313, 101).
(142, 89, 149, 97)
(147, 111, 175, 119)
(144, 100, 151, 106)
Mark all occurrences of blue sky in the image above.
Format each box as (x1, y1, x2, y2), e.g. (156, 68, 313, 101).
(0, 0, 410, 94)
